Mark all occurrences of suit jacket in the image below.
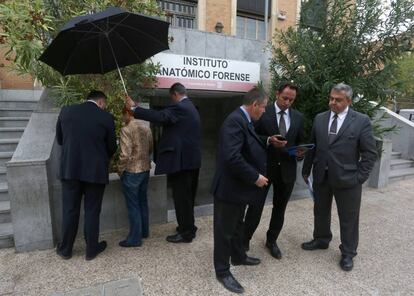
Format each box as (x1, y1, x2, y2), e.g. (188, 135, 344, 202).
(256, 104, 304, 183)
(56, 101, 117, 184)
(211, 108, 268, 205)
(133, 98, 201, 175)
(302, 108, 377, 189)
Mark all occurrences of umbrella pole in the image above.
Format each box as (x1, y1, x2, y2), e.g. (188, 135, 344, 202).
(106, 36, 128, 95)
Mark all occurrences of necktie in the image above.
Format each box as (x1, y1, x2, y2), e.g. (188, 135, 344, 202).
(329, 113, 338, 144)
(279, 111, 287, 137)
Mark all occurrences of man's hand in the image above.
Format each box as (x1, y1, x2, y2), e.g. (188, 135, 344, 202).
(303, 175, 309, 184)
(269, 135, 287, 148)
(296, 147, 306, 158)
(255, 174, 269, 188)
(125, 95, 136, 110)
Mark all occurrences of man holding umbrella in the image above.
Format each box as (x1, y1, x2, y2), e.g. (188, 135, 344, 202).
(125, 83, 201, 243)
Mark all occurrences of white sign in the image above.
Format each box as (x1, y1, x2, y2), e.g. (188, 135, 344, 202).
(151, 53, 261, 92)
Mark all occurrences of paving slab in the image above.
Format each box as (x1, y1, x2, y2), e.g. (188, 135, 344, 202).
(0, 180, 413, 296)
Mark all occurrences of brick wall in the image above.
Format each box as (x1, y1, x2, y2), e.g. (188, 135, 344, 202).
(0, 48, 35, 89)
(276, 0, 299, 31)
(205, 0, 232, 35)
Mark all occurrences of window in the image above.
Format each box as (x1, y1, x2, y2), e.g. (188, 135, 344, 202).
(301, 0, 327, 30)
(157, 0, 197, 29)
(236, 15, 266, 40)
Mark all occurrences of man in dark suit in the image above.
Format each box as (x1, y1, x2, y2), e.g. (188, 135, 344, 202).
(125, 83, 201, 243)
(212, 87, 269, 294)
(56, 90, 117, 261)
(302, 83, 377, 271)
(244, 82, 305, 259)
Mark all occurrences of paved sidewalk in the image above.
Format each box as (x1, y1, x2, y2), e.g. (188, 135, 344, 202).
(0, 180, 413, 296)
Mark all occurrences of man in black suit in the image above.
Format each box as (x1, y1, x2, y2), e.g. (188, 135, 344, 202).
(56, 90, 117, 261)
(212, 87, 269, 294)
(125, 83, 201, 243)
(302, 83, 377, 271)
(244, 82, 305, 259)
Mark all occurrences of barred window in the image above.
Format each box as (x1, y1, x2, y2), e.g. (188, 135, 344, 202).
(236, 15, 266, 41)
(157, 0, 197, 29)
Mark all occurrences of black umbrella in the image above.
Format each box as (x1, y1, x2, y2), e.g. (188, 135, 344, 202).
(39, 7, 170, 93)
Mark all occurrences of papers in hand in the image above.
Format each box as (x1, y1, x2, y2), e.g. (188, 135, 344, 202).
(287, 144, 315, 157)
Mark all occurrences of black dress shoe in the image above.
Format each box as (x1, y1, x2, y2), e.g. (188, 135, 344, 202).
(56, 245, 72, 260)
(265, 241, 282, 259)
(301, 239, 329, 251)
(340, 256, 353, 271)
(85, 241, 107, 261)
(231, 256, 261, 266)
(166, 233, 192, 243)
(216, 273, 244, 294)
(119, 240, 142, 248)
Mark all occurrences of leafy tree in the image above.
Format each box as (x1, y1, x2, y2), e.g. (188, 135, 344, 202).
(270, 0, 414, 138)
(0, 0, 164, 169)
(0, 0, 163, 107)
(388, 52, 414, 109)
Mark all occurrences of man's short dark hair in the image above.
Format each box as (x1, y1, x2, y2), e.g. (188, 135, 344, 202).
(243, 87, 267, 106)
(87, 90, 107, 101)
(169, 82, 187, 95)
(277, 82, 299, 94)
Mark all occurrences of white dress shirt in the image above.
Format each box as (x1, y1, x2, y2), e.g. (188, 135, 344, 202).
(328, 106, 349, 134)
(240, 106, 252, 123)
(275, 103, 290, 132)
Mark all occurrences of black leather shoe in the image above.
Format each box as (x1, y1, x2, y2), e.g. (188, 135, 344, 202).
(301, 239, 329, 251)
(266, 241, 282, 259)
(56, 245, 72, 260)
(231, 256, 261, 266)
(85, 241, 107, 261)
(216, 273, 244, 294)
(119, 240, 142, 248)
(340, 256, 353, 271)
(166, 233, 193, 243)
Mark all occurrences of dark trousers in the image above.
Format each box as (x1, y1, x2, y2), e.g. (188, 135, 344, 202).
(313, 173, 362, 258)
(214, 199, 247, 277)
(168, 169, 199, 237)
(244, 165, 294, 243)
(121, 171, 150, 245)
(58, 180, 105, 257)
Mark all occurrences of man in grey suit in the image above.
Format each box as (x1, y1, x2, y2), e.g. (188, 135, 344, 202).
(302, 83, 377, 271)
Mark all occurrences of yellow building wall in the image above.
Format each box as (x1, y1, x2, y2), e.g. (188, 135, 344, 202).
(0, 48, 34, 89)
(205, 0, 233, 35)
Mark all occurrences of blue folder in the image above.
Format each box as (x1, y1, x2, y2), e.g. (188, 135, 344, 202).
(287, 144, 315, 157)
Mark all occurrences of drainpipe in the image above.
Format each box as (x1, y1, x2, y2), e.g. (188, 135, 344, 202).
(265, 0, 269, 41)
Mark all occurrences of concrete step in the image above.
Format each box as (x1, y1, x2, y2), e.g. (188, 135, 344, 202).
(390, 159, 414, 170)
(0, 151, 14, 166)
(391, 151, 402, 160)
(0, 138, 19, 152)
(0, 89, 42, 101)
(389, 167, 414, 183)
(0, 109, 33, 117)
(0, 127, 25, 138)
(0, 167, 7, 183)
(0, 222, 14, 249)
(0, 117, 30, 128)
(0, 100, 38, 109)
(0, 182, 8, 201)
(0, 201, 11, 223)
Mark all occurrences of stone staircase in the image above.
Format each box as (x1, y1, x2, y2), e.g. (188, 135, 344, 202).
(389, 151, 414, 183)
(0, 89, 41, 248)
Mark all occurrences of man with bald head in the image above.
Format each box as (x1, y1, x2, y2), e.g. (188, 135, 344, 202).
(302, 83, 377, 271)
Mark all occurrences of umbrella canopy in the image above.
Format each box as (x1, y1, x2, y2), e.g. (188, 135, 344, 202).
(39, 7, 169, 92)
